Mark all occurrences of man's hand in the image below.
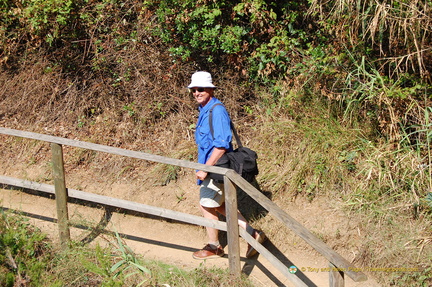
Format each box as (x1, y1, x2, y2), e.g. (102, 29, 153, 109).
(197, 147, 226, 181)
(196, 170, 208, 181)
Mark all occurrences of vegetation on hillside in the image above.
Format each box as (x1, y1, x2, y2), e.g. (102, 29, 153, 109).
(0, 0, 431, 286)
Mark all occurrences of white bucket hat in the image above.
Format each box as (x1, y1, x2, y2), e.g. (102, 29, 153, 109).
(187, 71, 217, 88)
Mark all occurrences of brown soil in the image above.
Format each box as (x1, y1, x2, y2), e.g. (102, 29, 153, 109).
(0, 162, 381, 287)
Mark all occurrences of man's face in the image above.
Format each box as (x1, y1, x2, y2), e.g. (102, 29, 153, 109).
(191, 87, 213, 107)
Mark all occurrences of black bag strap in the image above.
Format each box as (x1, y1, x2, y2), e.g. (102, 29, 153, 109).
(209, 103, 243, 148)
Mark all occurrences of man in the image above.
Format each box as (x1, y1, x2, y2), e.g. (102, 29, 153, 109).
(188, 71, 266, 259)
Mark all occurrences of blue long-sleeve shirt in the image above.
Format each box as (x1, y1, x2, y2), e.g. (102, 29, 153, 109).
(195, 98, 233, 184)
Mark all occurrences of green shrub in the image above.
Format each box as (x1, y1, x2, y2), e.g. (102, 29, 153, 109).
(0, 211, 52, 286)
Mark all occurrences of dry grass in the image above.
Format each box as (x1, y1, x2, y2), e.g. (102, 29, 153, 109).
(307, 0, 432, 81)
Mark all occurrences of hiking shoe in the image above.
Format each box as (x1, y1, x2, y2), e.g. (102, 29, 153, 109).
(192, 244, 224, 259)
(246, 230, 267, 258)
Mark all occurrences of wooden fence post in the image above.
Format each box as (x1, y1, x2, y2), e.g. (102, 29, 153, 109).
(329, 262, 345, 287)
(224, 176, 241, 278)
(51, 143, 70, 248)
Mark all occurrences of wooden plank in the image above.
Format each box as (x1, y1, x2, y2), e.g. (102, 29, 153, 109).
(0, 175, 227, 231)
(329, 262, 345, 287)
(224, 176, 241, 278)
(51, 143, 71, 247)
(0, 127, 226, 175)
(227, 171, 368, 283)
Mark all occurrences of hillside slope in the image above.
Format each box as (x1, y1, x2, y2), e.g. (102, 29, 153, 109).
(1, 1, 431, 285)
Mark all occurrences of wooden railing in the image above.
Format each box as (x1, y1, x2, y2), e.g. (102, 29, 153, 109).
(0, 127, 367, 286)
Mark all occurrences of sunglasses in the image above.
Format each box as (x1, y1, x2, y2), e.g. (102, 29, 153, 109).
(190, 88, 205, 93)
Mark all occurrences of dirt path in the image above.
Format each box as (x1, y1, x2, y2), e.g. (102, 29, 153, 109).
(0, 172, 380, 287)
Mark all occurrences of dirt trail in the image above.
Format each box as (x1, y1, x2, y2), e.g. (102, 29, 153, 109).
(0, 168, 380, 287)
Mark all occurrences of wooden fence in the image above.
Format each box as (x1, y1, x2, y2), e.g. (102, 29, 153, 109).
(0, 127, 367, 286)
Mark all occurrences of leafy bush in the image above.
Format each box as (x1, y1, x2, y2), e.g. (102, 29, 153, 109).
(146, 0, 310, 80)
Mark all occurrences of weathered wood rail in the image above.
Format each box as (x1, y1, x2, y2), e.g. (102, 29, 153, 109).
(0, 127, 367, 286)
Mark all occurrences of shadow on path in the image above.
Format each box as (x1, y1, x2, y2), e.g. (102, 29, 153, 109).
(243, 239, 318, 287)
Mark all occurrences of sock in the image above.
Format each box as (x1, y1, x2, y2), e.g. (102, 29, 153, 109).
(246, 226, 255, 236)
(208, 241, 220, 249)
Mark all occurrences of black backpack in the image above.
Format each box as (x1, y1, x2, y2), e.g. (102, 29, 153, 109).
(208, 104, 259, 183)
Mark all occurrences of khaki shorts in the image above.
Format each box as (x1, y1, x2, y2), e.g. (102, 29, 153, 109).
(199, 178, 225, 208)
